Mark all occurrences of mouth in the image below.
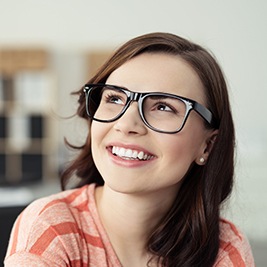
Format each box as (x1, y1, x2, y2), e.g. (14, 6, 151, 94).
(110, 146, 155, 161)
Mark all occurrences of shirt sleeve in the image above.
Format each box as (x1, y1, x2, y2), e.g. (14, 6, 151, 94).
(214, 219, 255, 267)
(4, 196, 86, 267)
(5, 252, 61, 267)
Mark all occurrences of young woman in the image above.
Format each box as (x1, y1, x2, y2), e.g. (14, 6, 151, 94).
(5, 32, 254, 266)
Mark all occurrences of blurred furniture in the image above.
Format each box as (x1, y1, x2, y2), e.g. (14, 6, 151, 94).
(0, 48, 58, 186)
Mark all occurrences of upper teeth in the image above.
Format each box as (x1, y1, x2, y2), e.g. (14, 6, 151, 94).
(112, 146, 153, 160)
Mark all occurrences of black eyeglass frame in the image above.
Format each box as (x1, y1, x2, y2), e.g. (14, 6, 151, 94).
(83, 83, 218, 134)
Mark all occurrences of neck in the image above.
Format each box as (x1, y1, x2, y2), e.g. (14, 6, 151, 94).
(95, 184, 178, 266)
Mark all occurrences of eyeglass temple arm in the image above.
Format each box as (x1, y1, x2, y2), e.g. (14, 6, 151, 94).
(193, 102, 218, 128)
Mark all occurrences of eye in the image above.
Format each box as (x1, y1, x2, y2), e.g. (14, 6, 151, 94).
(105, 94, 124, 104)
(153, 101, 177, 113)
(102, 89, 126, 105)
(156, 103, 173, 112)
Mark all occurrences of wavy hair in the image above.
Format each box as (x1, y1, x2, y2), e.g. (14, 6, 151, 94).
(61, 32, 235, 266)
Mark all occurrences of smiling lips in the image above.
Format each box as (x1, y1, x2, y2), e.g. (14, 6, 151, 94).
(111, 146, 155, 161)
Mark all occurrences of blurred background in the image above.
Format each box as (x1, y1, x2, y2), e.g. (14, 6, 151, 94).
(0, 0, 266, 266)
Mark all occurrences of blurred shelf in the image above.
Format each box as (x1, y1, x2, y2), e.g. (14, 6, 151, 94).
(0, 180, 61, 207)
(0, 48, 58, 186)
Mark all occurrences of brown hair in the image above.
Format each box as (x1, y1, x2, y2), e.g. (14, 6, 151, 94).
(61, 32, 235, 266)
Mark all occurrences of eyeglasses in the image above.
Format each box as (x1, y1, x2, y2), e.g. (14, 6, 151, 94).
(83, 84, 218, 134)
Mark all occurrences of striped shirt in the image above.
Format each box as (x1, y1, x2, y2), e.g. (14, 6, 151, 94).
(5, 184, 255, 266)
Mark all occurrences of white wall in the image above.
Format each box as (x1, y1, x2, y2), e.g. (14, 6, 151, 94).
(1, 0, 266, 241)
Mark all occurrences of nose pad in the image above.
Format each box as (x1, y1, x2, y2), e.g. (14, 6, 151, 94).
(113, 102, 147, 135)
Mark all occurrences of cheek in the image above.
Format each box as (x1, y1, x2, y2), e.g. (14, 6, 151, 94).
(90, 122, 106, 157)
(157, 135, 203, 185)
(91, 121, 108, 142)
(161, 132, 203, 164)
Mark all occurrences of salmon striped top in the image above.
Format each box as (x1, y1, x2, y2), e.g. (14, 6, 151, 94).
(5, 184, 255, 266)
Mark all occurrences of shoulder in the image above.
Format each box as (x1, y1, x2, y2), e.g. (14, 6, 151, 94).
(214, 218, 255, 266)
(20, 184, 93, 223)
(5, 184, 102, 265)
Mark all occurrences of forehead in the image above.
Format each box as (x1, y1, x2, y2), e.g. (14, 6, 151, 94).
(106, 53, 206, 104)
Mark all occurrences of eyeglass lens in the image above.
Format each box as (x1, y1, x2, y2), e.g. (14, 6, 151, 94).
(88, 85, 188, 133)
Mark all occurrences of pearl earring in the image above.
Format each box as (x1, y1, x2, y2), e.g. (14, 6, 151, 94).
(200, 157, 205, 163)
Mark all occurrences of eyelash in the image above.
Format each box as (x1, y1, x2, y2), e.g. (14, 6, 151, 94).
(153, 100, 178, 113)
(104, 92, 125, 104)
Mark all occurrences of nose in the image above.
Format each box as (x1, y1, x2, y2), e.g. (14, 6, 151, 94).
(113, 102, 148, 135)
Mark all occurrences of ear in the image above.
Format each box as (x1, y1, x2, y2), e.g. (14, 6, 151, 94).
(195, 129, 218, 165)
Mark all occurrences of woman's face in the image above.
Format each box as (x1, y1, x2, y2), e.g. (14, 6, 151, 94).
(91, 53, 215, 198)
